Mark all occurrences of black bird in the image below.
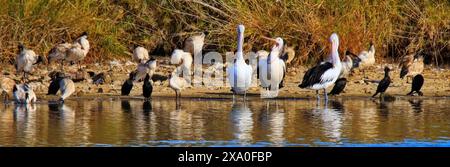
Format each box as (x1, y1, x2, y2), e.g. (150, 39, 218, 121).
(372, 67, 391, 98)
(121, 71, 135, 96)
(88, 71, 105, 85)
(407, 74, 424, 96)
(47, 72, 65, 95)
(328, 78, 347, 95)
(142, 73, 153, 101)
(143, 101, 152, 112)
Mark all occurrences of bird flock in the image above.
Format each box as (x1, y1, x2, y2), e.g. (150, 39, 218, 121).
(1, 24, 427, 105)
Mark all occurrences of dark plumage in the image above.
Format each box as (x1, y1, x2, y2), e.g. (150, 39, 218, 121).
(328, 78, 347, 95)
(121, 72, 135, 96)
(299, 62, 333, 88)
(372, 67, 391, 98)
(47, 72, 64, 95)
(142, 74, 153, 100)
(407, 74, 424, 96)
(345, 50, 360, 68)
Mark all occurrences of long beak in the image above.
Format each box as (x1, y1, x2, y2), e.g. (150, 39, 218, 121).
(261, 36, 277, 43)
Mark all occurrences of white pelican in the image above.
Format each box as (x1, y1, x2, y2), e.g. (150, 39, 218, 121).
(258, 37, 286, 97)
(227, 25, 253, 99)
(399, 54, 424, 83)
(59, 77, 75, 102)
(13, 83, 37, 104)
(132, 45, 150, 63)
(15, 44, 44, 81)
(298, 33, 342, 100)
(170, 49, 193, 77)
(66, 32, 89, 69)
(134, 58, 157, 82)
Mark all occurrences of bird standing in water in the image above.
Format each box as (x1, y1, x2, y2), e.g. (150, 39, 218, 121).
(407, 74, 424, 96)
(258, 36, 286, 98)
(227, 25, 253, 100)
(142, 74, 153, 101)
(299, 33, 342, 101)
(328, 78, 347, 96)
(372, 67, 392, 99)
(121, 71, 135, 96)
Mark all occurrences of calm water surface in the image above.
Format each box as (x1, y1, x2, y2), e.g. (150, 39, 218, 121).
(0, 97, 449, 147)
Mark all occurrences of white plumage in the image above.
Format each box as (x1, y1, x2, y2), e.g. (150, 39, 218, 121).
(339, 55, 353, 78)
(170, 49, 193, 76)
(169, 71, 189, 99)
(132, 46, 150, 63)
(134, 58, 157, 82)
(15, 44, 42, 80)
(184, 32, 205, 57)
(299, 33, 342, 100)
(48, 42, 72, 64)
(66, 32, 89, 67)
(258, 37, 286, 98)
(357, 43, 375, 68)
(227, 25, 253, 97)
(13, 84, 37, 104)
(59, 78, 75, 101)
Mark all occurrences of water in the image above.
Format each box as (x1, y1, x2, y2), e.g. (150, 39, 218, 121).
(0, 97, 449, 147)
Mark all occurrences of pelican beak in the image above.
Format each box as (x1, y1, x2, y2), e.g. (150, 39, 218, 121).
(262, 36, 277, 43)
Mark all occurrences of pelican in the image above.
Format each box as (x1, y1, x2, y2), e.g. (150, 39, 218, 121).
(399, 54, 424, 83)
(142, 74, 153, 101)
(66, 32, 89, 69)
(227, 25, 253, 99)
(13, 83, 37, 104)
(407, 74, 424, 96)
(171, 49, 193, 77)
(47, 40, 72, 70)
(372, 67, 391, 99)
(1, 77, 16, 102)
(59, 77, 75, 102)
(298, 33, 342, 100)
(132, 45, 150, 63)
(134, 57, 157, 82)
(169, 72, 189, 101)
(355, 42, 375, 78)
(121, 71, 135, 96)
(258, 37, 286, 97)
(15, 44, 44, 81)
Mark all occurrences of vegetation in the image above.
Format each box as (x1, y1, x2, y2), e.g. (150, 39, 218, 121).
(0, 0, 449, 66)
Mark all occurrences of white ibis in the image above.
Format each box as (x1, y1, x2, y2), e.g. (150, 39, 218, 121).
(227, 25, 253, 99)
(372, 67, 391, 99)
(171, 49, 193, 77)
(399, 54, 424, 83)
(169, 71, 189, 101)
(258, 37, 286, 98)
(13, 83, 37, 104)
(134, 57, 157, 82)
(354, 42, 375, 78)
(132, 45, 150, 63)
(59, 77, 75, 103)
(298, 33, 342, 100)
(15, 44, 44, 81)
(66, 32, 89, 70)
(339, 51, 354, 78)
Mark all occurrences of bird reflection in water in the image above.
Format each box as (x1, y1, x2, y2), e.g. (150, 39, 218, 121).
(143, 101, 152, 113)
(313, 100, 344, 143)
(121, 100, 132, 113)
(265, 101, 286, 146)
(231, 102, 254, 145)
(408, 99, 423, 113)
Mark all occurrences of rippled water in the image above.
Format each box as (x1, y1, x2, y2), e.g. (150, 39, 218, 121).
(0, 97, 449, 147)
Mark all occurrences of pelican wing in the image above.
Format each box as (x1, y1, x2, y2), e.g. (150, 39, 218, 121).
(299, 62, 333, 88)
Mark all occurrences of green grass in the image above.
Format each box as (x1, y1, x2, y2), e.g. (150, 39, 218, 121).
(0, 0, 449, 66)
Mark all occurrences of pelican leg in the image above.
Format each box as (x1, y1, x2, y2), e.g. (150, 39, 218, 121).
(323, 88, 328, 101)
